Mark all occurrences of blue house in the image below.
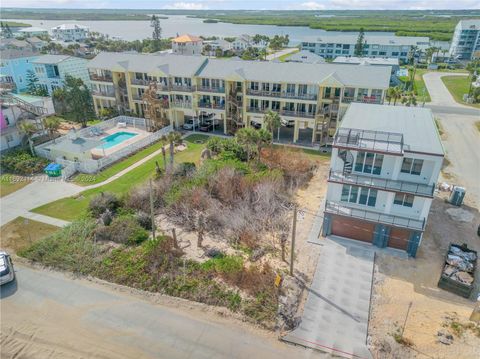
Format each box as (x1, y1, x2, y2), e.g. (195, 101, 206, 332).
(0, 49, 39, 93)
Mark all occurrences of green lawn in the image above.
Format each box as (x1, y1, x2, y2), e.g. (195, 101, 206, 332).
(73, 140, 167, 185)
(414, 69, 431, 103)
(441, 75, 480, 109)
(33, 135, 209, 221)
(0, 174, 31, 198)
(276, 49, 299, 62)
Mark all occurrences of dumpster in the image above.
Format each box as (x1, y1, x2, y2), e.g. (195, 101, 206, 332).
(44, 163, 62, 177)
(438, 243, 477, 299)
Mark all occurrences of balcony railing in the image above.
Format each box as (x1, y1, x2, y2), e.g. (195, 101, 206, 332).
(92, 89, 115, 97)
(246, 107, 268, 114)
(343, 96, 382, 104)
(325, 200, 425, 231)
(198, 102, 225, 110)
(333, 127, 404, 155)
(328, 170, 435, 197)
(89, 74, 113, 82)
(246, 89, 317, 101)
(171, 84, 195, 92)
(131, 78, 150, 86)
(281, 109, 315, 118)
(172, 101, 192, 109)
(198, 86, 225, 94)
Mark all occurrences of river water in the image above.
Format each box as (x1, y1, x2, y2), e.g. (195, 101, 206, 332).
(5, 15, 396, 44)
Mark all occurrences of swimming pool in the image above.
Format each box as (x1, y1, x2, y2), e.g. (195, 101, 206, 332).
(97, 131, 138, 149)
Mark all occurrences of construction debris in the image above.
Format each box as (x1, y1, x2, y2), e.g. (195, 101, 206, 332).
(437, 329, 454, 345)
(438, 244, 477, 298)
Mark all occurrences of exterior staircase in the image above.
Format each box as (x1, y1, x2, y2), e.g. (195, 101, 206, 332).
(0, 93, 47, 117)
(338, 149, 354, 175)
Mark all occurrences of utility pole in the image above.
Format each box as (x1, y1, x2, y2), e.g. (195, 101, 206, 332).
(290, 205, 297, 276)
(171, 228, 178, 249)
(149, 178, 156, 240)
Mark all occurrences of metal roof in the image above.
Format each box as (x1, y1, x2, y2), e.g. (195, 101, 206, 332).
(88, 52, 208, 77)
(284, 50, 325, 64)
(199, 58, 391, 88)
(333, 56, 399, 66)
(32, 55, 72, 64)
(340, 103, 444, 156)
(457, 19, 480, 30)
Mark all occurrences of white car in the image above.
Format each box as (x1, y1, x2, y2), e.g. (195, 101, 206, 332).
(281, 118, 295, 127)
(0, 251, 15, 285)
(183, 118, 199, 130)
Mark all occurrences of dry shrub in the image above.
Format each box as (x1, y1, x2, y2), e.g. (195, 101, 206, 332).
(126, 175, 173, 212)
(260, 147, 317, 188)
(89, 192, 121, 218)
(207, 167, 247, 205)
(222, 262, 276, 297)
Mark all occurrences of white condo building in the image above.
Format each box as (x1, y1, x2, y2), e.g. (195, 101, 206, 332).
(322, 104, 444, 257)
(449, 19, 480, 60)
(51, 24, 89, 42)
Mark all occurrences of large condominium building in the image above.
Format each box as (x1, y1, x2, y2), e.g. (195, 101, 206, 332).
(51, 24, 89, 42)
(322, 104, 444, 257)
(0, 49, 39, 93)
(87, 52, 391, 145)
(301, 35, 430, 62)
(172, 34, 204, 56)
(32, 55, 90, 95)
(449, 20, 480, 60)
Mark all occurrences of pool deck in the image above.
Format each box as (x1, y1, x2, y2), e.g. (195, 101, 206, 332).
(90, 126, 150, 158)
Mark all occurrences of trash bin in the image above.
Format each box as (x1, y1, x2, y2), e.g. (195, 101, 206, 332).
(44, 163, 62, 177)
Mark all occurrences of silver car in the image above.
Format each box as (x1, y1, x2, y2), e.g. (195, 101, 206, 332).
(0, 251, 15, 285)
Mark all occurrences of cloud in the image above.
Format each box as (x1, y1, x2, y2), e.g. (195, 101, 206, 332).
(299, 2, 326, 10)
(163, 2, 209, 9)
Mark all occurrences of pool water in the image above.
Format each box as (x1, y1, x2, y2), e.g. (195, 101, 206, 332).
(97, 131, 138, 149)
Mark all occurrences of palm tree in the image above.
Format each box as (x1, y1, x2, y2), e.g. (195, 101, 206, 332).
(43, 116, 61, 141)
(263, 110, 281, 141)
(17, 120, 37, 155)
(162, 131, 182, 169)
(392, 86, 403, 106)
(401, 91, 417, 107)
(236, 127, 271, 161)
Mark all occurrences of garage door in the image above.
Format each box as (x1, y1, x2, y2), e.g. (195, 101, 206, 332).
(388, 227, 410, 250)
(331, 216, 375, 243)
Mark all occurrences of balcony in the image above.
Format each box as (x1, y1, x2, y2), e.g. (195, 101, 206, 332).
(198, 102, 225, 110)
(92, 89, 115, 97)
(172, 101, 192, 109)
(328, 170, 435, 197)
(325, 200, 425, 231)
(131, 78, 150, 86)
(131, 93, 144, 101)
(198, 86, 225, 94)
(89, 73, 113, 82)
(281, 109, 315, 118)
(171, 84, 195, 92)
(343, 96, 382, 104)
(333, 127, 404, 155)
(246, 107, 268, 114)
(246, 89, 317, 101)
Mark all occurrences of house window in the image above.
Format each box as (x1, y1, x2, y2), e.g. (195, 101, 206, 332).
(201, 78, 210, 87)
(393, 193, 414, 208)
(271, 100, 280, 110)
(341, 185, 377, 207)
(272, 83, 281, 93)
(262, 83, 270, 92)
(250, 82, 259, 91)
(355, 151, 383, 175)
(286, 84, 295, 94)
(401, 158, 423, 175)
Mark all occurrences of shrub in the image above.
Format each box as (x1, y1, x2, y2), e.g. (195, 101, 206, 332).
(89, 192, 121, 218)
(0, 149, 49, 175)
(19, 219, 97, 274)
(173, 162, 196, 178)
(125, 176, 173, 212)
(95, 215, 149, 245)
(136, 211, 152, 230)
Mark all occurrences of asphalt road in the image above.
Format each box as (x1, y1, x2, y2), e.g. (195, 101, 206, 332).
(422, 72, 480, 207)
(0, 265, 324, 359)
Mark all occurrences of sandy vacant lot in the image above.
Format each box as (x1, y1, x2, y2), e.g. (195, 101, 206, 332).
(369, 195, 480, 358)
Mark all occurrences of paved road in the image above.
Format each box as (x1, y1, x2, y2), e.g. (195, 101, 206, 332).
(1, 265, 323, 359)
(422, 72, 480, 207)
(283, 237, 374, 359)
(266, 48, 298, 61)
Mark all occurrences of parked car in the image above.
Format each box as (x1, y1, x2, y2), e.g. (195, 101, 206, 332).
(281, 118, 295, 127)
(183, 118, 199, 130)
(0, 251, 15, 285)
(199, 121, 214, 132)
(199, 111, 214, 120)
(250, 120, 262, 129)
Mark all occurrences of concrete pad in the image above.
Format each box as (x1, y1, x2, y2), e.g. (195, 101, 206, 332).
(282, 237, 375, 359)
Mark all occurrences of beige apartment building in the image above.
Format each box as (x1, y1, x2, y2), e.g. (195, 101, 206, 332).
(87, 52, 391, 145)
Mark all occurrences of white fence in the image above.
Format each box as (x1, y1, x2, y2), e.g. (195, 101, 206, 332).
(35, 116, 172, 177)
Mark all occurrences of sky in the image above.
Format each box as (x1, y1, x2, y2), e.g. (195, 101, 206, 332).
(1, 0, 479, 10)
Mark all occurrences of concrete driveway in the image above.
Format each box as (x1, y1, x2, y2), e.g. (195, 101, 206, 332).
(283, 237, 374, 359)
(423, 72, 480, 207)
(1, 264, 323, 359)
(266, 48, 298, 61)
(0, 178, 82, 226)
